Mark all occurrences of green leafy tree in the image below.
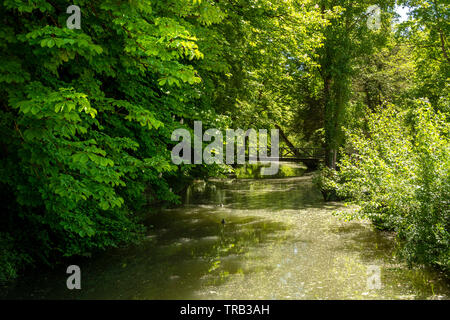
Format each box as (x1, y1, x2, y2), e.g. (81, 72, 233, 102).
(313, 0, 396, 168)
(0, 0, 226, 282)
(397, 0, 449, 112)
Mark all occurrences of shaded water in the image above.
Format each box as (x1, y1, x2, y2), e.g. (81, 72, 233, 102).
(3, 171, 449, 299)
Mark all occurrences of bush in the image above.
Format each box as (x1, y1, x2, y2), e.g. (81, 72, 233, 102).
(313, 166, 348, 201)
(330, 102, 449, 271)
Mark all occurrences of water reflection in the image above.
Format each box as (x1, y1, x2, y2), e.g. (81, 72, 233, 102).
(3, 170, 449, 300)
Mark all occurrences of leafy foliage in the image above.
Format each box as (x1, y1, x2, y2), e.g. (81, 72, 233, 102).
(0, 0, 227, 282)
(322, 103, 449, 270)
(397, 0, 449, 113)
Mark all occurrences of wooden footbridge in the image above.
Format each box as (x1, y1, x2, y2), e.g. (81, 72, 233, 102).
(247, 147, 325, 169)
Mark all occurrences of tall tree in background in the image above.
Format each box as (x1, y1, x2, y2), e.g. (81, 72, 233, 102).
(316, 0, 395, 168)
(204, 0, 327, 130)
(397, 0, 449, 112)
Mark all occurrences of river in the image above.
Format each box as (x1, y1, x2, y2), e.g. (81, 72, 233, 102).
(3, 165, 449, 299)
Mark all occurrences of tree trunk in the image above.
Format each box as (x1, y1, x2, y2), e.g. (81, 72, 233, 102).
(323, 76, 336, 169)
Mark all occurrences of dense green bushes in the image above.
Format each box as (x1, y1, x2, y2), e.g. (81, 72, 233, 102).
(317, 102, 449, 271)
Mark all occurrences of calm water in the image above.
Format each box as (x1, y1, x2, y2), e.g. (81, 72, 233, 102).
(3, 170, 449, 299)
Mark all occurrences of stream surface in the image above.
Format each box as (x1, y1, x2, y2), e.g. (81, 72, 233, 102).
(3, 167, 450, 299)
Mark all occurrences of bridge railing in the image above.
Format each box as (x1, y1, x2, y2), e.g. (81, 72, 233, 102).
(247, 146, 325, 159)
(278, 147, 325, 159)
